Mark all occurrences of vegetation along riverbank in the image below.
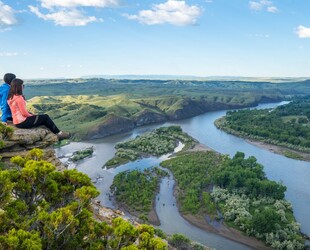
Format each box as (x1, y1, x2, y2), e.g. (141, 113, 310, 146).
(215, 98, 310, 161)
(25, 78, 310, 140)
(104, 126, 196, 168)
(161, 150, 305, 249)
(100, 125, 306, 249)
(110, 167, 168, 225)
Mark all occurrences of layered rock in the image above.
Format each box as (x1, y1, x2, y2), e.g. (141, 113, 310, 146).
(87, 114, 135, 139)
(0, 126, 65, 170)
(133, 109, 167, 126)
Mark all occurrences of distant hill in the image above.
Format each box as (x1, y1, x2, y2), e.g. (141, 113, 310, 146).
(81, 75, 309, 83)
(23, 78, 310, 140)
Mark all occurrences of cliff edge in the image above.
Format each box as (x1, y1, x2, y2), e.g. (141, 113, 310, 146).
(0, 126, 65, 170)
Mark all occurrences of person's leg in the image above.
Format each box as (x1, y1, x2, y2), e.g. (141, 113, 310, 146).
(16, 114, 60, 134)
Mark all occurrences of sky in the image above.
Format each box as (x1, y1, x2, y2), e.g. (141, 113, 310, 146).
(0, 0, 309, 79)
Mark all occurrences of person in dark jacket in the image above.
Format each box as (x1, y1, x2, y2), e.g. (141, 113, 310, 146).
(0, 73, 15, 125)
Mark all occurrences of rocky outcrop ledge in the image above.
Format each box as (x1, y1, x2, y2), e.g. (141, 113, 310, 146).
(0, 126, 65, 170)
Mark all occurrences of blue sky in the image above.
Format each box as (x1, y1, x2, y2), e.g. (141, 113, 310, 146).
(0, 0, 309, 79)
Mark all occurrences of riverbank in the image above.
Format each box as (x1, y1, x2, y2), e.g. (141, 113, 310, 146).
(182, 214, 270, 249)
(246, 139, 310, 162)
(113, 201, 161, 226)
(177, 144, 270, 249)
(55, 101, 310, 248)
(214, 117, 310, 162)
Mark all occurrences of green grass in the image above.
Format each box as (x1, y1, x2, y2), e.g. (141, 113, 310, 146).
(22, 78, 310, 140)
(283, 150, 304, 160)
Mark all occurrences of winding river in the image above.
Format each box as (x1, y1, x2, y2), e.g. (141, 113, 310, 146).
(56, 102, 310, 249)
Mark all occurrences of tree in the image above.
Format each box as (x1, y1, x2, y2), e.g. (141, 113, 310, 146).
(169, 234, 191, 250)
(252, 208, 280, 234)
(0, 149, 167, 249)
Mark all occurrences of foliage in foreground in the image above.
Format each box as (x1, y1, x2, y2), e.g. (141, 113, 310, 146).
(161, 151, 304, 249)
(0, 149, 167, 250)
(169, 233, 205, 250)
(0, 123, 14, 149)
(105, 126, 196, 167)
(111, 168, 168, 220)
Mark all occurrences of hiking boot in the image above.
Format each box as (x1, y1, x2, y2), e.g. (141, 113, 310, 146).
(57, 131, 71, 140)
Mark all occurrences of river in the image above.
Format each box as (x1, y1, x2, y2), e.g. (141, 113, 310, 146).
(56, 101, 310, 249)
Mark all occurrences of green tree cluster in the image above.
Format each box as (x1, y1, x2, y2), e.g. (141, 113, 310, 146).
(217, 99, 310, 152)
(212, 152, 286, 199)
(106, 126, 196, 167)
(70, 147, 94, 162)
(161, 151, 304, 249)
(161, 151, 223, 215)
(111, 168, 167, 218)
(0, 149, 167, 249)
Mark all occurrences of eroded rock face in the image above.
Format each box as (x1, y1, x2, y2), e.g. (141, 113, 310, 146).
(134, 110, 167, 127)
(0, 126, 65, 170)
(87, 114, 135, 139)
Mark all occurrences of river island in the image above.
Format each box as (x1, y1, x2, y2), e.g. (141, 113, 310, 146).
(106, 126, 305, 249)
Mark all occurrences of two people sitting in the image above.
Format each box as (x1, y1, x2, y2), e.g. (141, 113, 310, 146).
(0, 73, 70, 140)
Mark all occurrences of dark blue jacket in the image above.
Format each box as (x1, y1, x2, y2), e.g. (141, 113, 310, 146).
(0, 83, 12, 122)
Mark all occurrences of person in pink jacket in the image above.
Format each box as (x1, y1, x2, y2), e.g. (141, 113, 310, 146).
(7, 78, 70, 140)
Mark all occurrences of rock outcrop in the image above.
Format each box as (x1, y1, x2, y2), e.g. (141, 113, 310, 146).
(87, 114, 136, 139)
(133, 109, 167, 126)
(0, 126, 65, 170)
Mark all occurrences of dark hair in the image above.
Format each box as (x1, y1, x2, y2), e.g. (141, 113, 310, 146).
(4, 73, 16, 85)
(8, 78, 24, 100)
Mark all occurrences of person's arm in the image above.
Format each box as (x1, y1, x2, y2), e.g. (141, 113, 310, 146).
(1, 88, 10, 123)
(15, 96, 33, 117)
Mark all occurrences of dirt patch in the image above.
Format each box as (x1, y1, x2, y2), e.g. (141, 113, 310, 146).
(147, 205, 160, 226)
(187, 143, 214, 152)
(182, 214, 271, 250)
(246, 139, 310, 162)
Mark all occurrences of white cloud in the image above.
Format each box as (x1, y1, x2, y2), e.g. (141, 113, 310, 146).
(249, 1, 263, 10)
(125, 0, 202, 26)
(249, 0, 278, 13)
(29, 0, 116, 26)
(267, 6, 278, 13)
(40, 0, 119, 9)
(296, 25, 310, 38)
(29, 6, 100, 26)
(0, 1, 18, 26)
(0, 52, 19, 57)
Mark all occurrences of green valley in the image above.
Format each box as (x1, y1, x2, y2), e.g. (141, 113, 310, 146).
(22, 78, 310, 140)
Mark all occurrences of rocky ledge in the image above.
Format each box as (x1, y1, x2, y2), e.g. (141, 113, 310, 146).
(0, 126, 65, 170)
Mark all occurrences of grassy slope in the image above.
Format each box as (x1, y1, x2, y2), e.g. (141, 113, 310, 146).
(23, 78, 310, 140)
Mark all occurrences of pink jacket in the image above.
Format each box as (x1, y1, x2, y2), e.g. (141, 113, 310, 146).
(7, 95, 33, 124)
